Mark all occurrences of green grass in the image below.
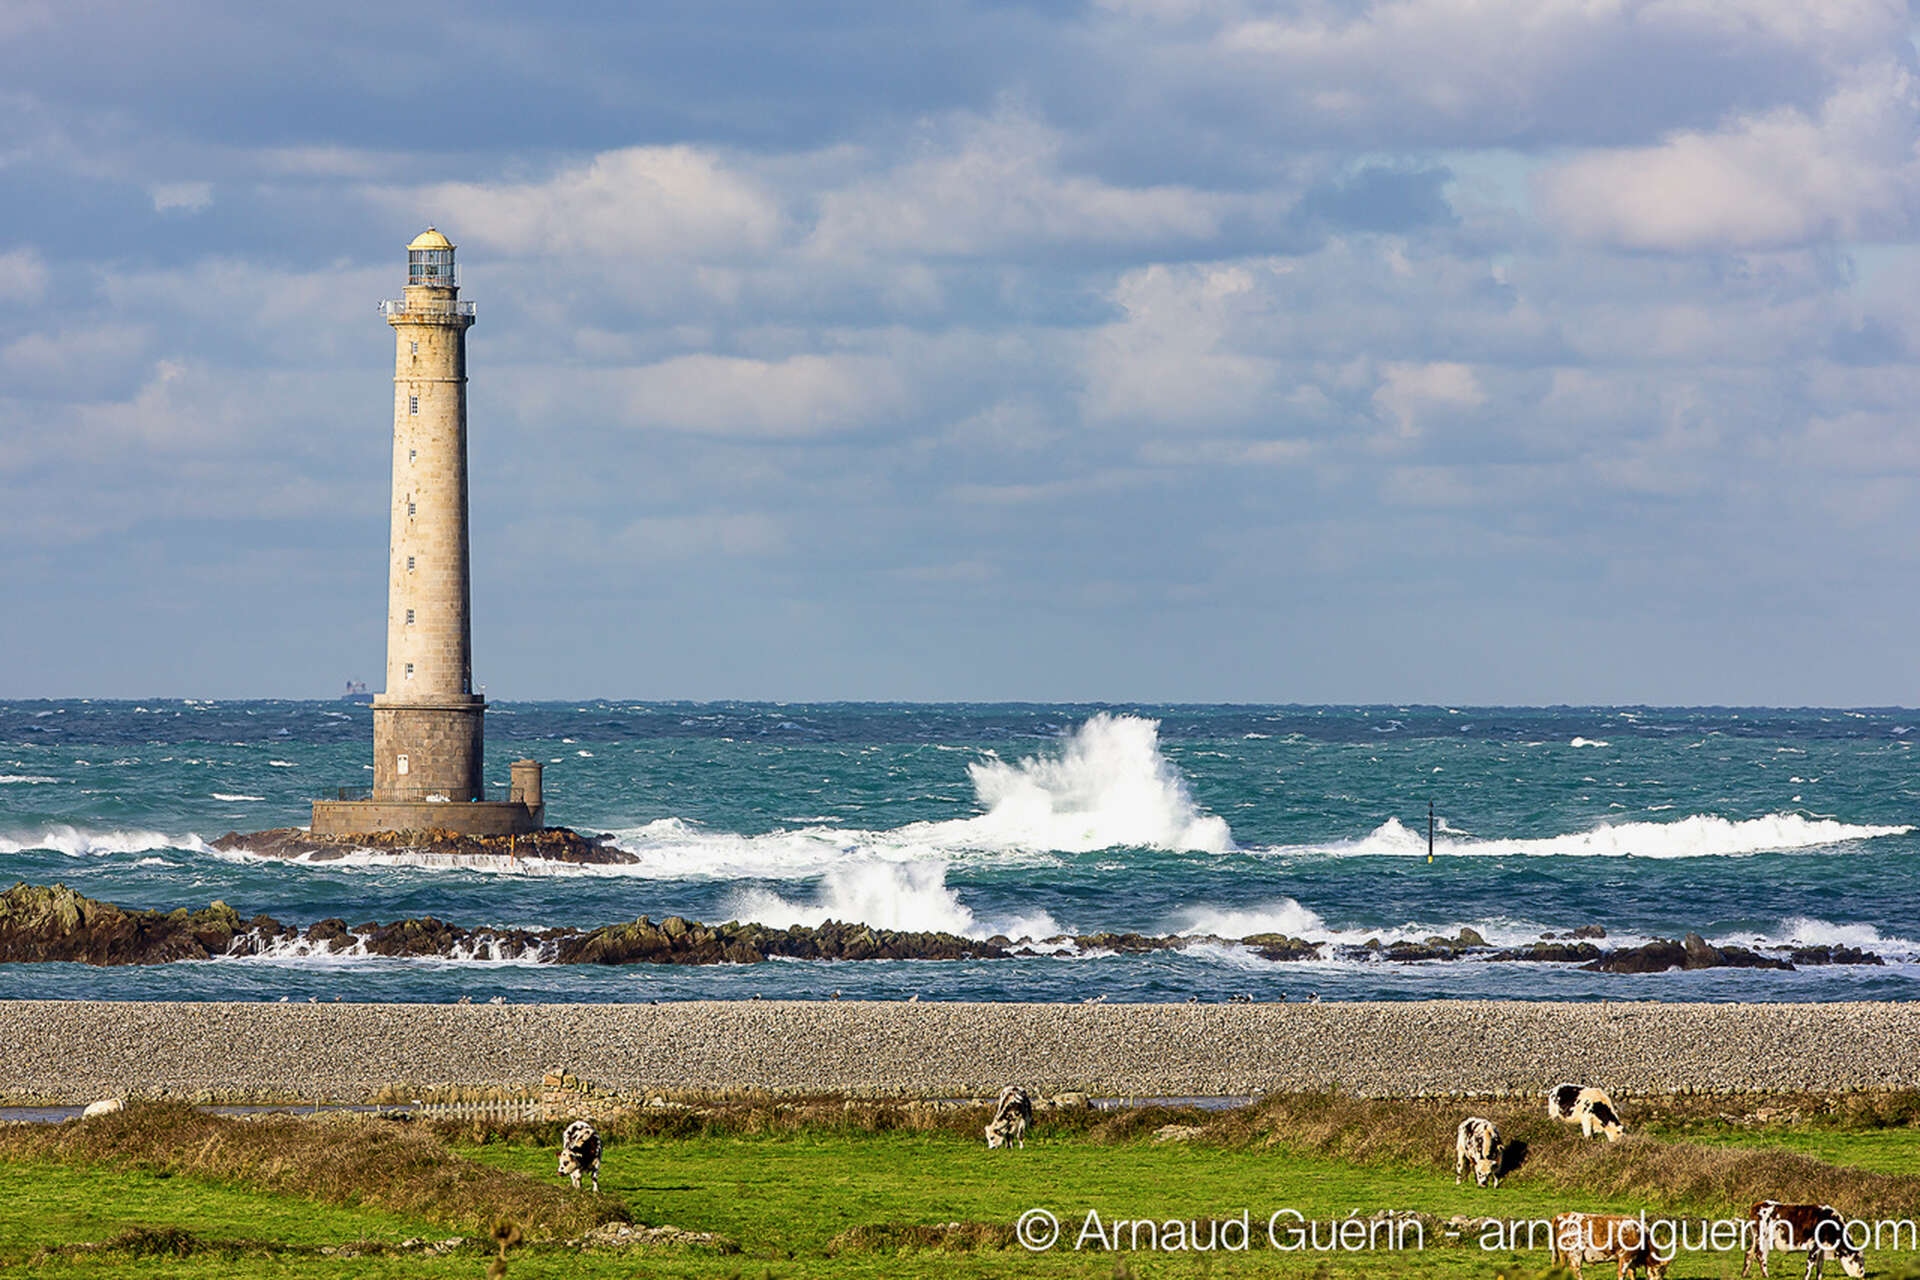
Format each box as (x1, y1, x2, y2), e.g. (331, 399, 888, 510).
(1684, 1129, 1920, 1178)
(10, 1096, 1920, 1279)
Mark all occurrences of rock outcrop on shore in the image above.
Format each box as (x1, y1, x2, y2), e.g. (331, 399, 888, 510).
(0, 882, 1889, 975)
(0, 882, 266, 966)
(211, 826, 638, 865)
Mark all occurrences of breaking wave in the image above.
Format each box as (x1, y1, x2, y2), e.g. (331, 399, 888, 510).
(0, 827, 211, 857)
(602, 714, 1233, 879)
(0, 775, 57, 784)
(728, 861, 1061, 941)
(1295, 813, 1910, 859)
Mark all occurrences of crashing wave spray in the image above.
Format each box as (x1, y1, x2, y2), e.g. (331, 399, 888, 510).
(727, 861, 1061, 941)
(939, 713, 1233, 854)
(601, 713, 1235, 878)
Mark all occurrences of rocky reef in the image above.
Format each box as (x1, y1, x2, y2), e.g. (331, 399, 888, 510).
(0, 882, 265, 965)
(0, 882, 1889, 974)
(209, 827, 636, 865)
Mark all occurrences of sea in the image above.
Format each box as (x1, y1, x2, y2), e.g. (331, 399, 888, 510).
(1, 700, 1916, 1005)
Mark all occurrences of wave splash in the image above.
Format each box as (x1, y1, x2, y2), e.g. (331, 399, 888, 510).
(728, 861, 1061, 942)
(1302, 813, 1911, 860)
(0, 827, 211, 858)
(603, 713, 1233, 879)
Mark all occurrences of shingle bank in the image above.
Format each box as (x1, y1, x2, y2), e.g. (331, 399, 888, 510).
(3, 1000, 1916, 1104)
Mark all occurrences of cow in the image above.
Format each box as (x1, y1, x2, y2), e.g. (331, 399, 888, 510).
(984, 1085, 1033, 1149)
(1572, 1088, 1626, 1142)
(1549, 1084, 1627, 1141)
(556, 1119, 602, 1192)
(1740, 1201, 1865, 1280)
(1454, 1116, 1503, 1187)
(1550, 1211, 1670, 1280)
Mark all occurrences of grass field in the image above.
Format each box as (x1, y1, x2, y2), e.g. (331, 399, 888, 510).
(5, 1093, 1920, 1278)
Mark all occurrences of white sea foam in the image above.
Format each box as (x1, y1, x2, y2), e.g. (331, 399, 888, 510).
(1711, 917, 1920, 959)
(212, 793, 264, 802)
(1169, 899, 1567, 949)
(223, 927, 550, 965)
(0, 827, 212, 857)
(1569, 737, 1609, 748)
(1171, 898, 1328, 938)
(599, 714, 1233, 879)
(267, 760, 297, 768)
(1291, 812, 1911, 860)
(0, 775, 57, 784)
(727, 861, 1060, 941)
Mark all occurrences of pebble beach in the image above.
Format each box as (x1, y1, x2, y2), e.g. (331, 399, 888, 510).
(4, 999, 1918, 1104)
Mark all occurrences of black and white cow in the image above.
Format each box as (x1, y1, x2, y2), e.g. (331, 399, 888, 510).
(1454, 1116, 1503, 1187)
(1549, 1083, 1626, 1141)
(984, 1085, 1033, 1149)
(557, 1119, 602, 1192)
(1741, 1201, 1866, 1280)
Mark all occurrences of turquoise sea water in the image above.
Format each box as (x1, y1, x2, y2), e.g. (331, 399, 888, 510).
(2, 700, 1917, 1003)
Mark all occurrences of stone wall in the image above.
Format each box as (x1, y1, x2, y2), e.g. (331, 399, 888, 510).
(308, 798, 542, 837)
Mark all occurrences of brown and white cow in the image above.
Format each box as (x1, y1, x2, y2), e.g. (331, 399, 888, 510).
(1740, 1201, 1865, 1280)
(1550, 1211, 1670, 1280)
(984, 1085, 1033, 1149)
(1454, 1116, 1502, 1187)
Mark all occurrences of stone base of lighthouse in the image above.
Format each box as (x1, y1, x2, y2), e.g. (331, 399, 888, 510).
(309, 698, 544, 837)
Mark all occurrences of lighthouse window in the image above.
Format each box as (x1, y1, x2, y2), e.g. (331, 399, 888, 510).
(405, 609, 415, 625)
(396, 754, 410, 776)
(407, 501, 416, 517)
(408, 395, 419, 415)
(410, 341, 419, 354)
(409, 448, 416, 463)
(407, 555, 415, 572)
(404, 663, 415, 680)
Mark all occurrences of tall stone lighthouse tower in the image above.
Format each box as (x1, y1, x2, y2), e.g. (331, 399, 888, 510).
(312, 229, 542, 837)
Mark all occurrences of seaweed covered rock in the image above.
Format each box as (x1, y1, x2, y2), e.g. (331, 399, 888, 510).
(0, 881, 247, 965)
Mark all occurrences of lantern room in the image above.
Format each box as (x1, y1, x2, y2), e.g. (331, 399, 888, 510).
(406, 226, 456, 288)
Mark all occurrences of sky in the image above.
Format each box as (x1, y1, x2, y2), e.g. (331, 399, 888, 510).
(5, 0, 1920, 704)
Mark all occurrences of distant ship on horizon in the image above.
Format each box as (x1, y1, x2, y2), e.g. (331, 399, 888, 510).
(339, 679, 372, 704)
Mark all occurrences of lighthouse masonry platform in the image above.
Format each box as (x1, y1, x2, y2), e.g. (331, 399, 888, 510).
(310, 228, 542, 840)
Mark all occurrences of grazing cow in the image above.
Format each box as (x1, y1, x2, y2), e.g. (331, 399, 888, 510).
(984, 1085, 1033, 1149)
(1571, 1088, 1626, 1142)
(556, 1119, 602, 1192)
(1741, 1201, 1865, 1280)
(1549, 1084, 1627, 1141)
(1550, 1211, 1670, 1280)
(1454, 1116, 1503, 1187)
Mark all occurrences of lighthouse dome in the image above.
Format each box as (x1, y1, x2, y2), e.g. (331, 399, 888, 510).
(408, 226, 454, 251)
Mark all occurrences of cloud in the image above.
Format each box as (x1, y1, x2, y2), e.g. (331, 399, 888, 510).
(1538, 59, 1920, 251)
(1372, 361, 1485, 437)
(607, 353, 909, 438)
(379, 146, 784, 260)
(148, 180, 212, 213)
(0, 246, 46, 302)
(1081, 260, 1284, 427)
(808, 109, 1230, 259)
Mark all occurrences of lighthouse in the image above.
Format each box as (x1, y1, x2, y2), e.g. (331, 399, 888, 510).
(312, 229, 543, 837)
